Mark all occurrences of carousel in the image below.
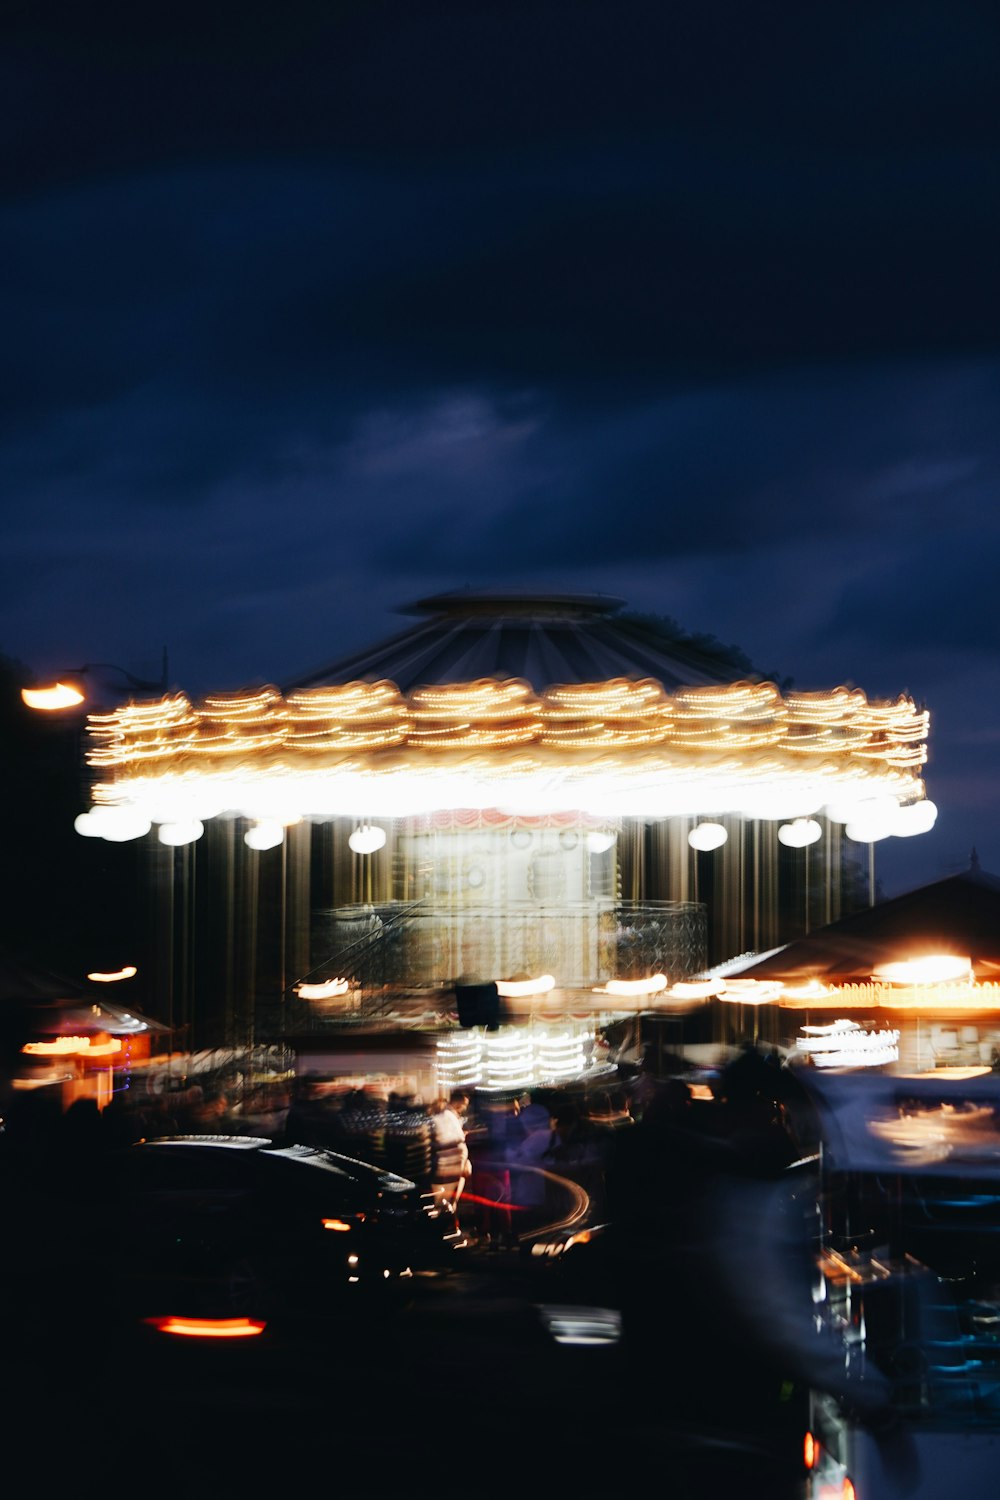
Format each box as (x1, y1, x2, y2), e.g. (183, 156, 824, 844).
(62, 590, 935, 1085)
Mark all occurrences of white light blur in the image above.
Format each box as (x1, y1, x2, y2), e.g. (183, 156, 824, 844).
(586, 831, 616, 853)
(718, 980, 783, 1005)
(495, 974, 556, 998)
(536, 1027, 588, 1080)
(244, 820, 284, 850)
(295, 978, 350, 1000)
(844, 796, 905, 843)
(435, 1021, 601, 1090)
(893, 800, 938, 837)
(796, 1022, 899, 1069)
(873, 954, 972, 986)
(75, 805, 151, 842)
(597, 974, 668, 997)
(667, 978, 723, 999)
(740, 791, 823, 821)
(436, 1033, 483, 1089)
(157, 819, 205, 846)
(87, 756, 926, 828)
(348, 824, 387, 854)
(688, 822, 728, 852)
(781, 979, 837, 1002)
(484, 1030, 535, 1090)
(87, 966, 137, 982)
(777, 818, 822, 848)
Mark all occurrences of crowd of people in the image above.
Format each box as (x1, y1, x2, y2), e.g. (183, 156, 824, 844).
(2, 1041, 813, 1259)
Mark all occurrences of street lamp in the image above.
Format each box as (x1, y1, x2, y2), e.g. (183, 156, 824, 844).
(21, 653, 169, 710)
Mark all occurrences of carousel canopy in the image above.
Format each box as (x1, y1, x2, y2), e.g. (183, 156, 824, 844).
(76, 589, 932, 838)
(282, 590, 745, 694)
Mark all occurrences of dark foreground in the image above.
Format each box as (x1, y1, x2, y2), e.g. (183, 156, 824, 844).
(8, 1236, 806, 1499)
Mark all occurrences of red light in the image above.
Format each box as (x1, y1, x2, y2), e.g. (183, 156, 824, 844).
(322, 1218, 352, 1232)
(804, 1431, 818, 1469)
(460, 1192, 528, 1210)
(842, 1480, 856, 1500)
(143, 1316, 266, 1339)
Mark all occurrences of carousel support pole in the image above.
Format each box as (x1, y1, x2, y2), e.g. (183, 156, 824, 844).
(804, 844, 811, 935)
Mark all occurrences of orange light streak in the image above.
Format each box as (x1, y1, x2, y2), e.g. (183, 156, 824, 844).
(143, 1316, 266, 1338)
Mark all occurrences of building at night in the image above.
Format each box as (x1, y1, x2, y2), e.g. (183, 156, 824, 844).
(74, 590, 934, 1088)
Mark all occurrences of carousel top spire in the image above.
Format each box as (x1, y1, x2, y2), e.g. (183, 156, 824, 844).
(282, 587, 745, 695)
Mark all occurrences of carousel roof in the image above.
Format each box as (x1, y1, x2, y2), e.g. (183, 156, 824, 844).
(734, 859, 1000, 981)
(281, 590, 745, 694)
(79, 587, 932, 833)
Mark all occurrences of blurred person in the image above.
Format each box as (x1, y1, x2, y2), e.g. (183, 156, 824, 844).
(511, 1102, 573, 1218)
(476, 1095, 526, 1247)
(430, 1091, 471, 1224)
(336, 1085, 389, 1167)
(285, 1074, 337, 1146)
(102, 1089, 155, 1146)
(196, 1089, 233, 1132)
(384, 1092, 433, 1186)
(517, 1091, 550, 1135)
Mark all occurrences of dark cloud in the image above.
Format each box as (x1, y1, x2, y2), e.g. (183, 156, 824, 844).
(2, 2, 1000, 892)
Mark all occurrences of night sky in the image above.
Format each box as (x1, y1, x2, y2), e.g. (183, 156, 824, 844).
(4, 2, 1000, 897)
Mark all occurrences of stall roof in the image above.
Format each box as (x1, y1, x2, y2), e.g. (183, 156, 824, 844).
(0, 953, 92, 1004)
(0, 950, 168, 1036)
(732, 861, 1000, 982)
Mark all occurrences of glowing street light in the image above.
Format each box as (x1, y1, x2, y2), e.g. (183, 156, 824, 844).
(21, 656, 169, 710)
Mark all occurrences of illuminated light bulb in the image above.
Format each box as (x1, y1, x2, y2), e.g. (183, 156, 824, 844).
(845, 818, 893, 844)
(893, 800, 938, 837)
(76, 805, 151, 842)
(244, 820, 284, 850)
(823, 800, 858, 825)
(157, 819, 205, 846)
(777, 818, 822, 848)
(688, 822, 728, 852)
(586, 831, 616, 854)
(741, 791, 821, 821)
(874, 954, 972, 985)
(348, 824, 386, 854)
(844, 796, 901, 843)
(100, 811, 152, 843)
